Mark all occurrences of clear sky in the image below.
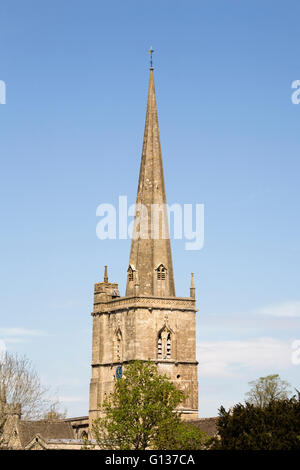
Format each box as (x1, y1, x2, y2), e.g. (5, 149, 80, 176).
(0, 0, 299, 418)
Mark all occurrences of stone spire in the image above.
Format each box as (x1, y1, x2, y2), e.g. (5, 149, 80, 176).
(126, 67, 175, 297)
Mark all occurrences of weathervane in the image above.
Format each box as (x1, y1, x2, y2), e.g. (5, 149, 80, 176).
(149, 46, 154, 69)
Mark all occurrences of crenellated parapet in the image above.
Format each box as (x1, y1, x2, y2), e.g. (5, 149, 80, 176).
(0, 386, 22, 419)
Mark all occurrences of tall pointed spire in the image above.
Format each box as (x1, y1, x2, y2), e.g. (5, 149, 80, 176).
(126, 67, 175, 297)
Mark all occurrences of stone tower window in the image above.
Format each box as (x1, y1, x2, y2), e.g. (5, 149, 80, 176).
(114, 329, 123, 362)
(156, 264, 167, 281)
(157, 335, 162, 358)
(127, 265, 134, 282)
(166, 333, 171, 358)
(157, 327, 171, 359)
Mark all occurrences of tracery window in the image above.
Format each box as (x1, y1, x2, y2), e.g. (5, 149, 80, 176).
(157, 327, 171, 359)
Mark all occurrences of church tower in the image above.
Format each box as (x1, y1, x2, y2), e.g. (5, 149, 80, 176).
(89, 64, 198, 427)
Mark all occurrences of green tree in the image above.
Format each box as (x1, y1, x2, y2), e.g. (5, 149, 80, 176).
(91, 361, 188, 450)
(153, 420, 210, 450)
(212, 392, 300, 450)
(245, 374, 291, 408)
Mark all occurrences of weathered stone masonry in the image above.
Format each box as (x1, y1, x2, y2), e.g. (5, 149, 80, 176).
(89, 67, 199, 428)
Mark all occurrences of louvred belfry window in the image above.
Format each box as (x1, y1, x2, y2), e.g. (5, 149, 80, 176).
(128, 266, 134, 282)
(114, 329, 122, 362)
(166, 333, 171, 358)
(157, 327, 172, 359)
(156, 264, 167, 281)
(157, 335, 162, 358)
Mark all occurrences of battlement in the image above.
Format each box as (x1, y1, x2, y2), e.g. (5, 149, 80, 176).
(94, 281, 120, 302)
(0, 393, 22, 418)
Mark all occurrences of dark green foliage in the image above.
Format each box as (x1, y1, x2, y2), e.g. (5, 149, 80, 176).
(153, 421, 210, 450)
(213, 392, 300, 450)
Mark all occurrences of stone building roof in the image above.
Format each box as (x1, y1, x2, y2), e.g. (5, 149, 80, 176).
(187, 417, 219, 437)
(16, 420, 74, 448)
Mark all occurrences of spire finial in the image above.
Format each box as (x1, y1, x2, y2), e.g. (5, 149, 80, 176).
(104, 265, 108, 283)
(149, 46, 154, 69)
(190, 273, 195, 298)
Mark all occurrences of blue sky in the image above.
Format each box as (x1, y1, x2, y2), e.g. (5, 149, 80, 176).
(0, 0, 300, 418)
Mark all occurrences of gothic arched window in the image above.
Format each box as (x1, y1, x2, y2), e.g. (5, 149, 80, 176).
(166, 332, 171, 358)
(127, 265, 134, 282)
(156, 264, 167, 281)
(157, 335, 162, 358)
(114, 329, 123, 362)
(157, 327, 172, 359)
